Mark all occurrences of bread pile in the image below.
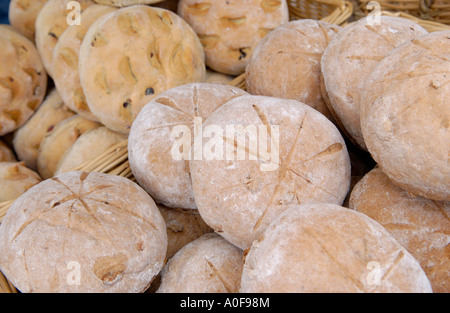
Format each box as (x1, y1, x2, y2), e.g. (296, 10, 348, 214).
(0, 1, 448, 293)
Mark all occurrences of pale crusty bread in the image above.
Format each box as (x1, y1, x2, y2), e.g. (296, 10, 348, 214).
(128, 83, 247, 209)
(8, 0, 49, 41)
(156, 233, 243, 293)
(204, 69, 235, 85)
(189, 95, 351, 250)
(79, 5, 206, 134)
(178, 0, 290, 75)
(52, 5, 118, 121)
(321, 16, 428, 150)
(35, 0, 95, 77)
(37, 115, 101, 179)
(246, 19, 341, 122)
(349, 167, 450, 293)
(0, 162, 41, 202)
(13, 89, 75, 171)
(93, 0, 165, 6)
(0, 140, 16, 162)
(240, 203, 433, 293)
(157, 204, 213, 260)
(0, 25, 47, 136)
(360, 31, 450, 202)
(0, 171, 167, 293)
(54, 126, 127, 175)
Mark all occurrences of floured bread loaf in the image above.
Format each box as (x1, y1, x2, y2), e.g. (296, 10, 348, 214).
(8, 0, 49, 41)
(35, 0, 95, 77)
(321, 16, 428, 150)
(178, 0, 289, 75)
(246, 19, 341, 121)
(13, 89, 75, 171)
(55, 126, 127, 175)
(189, 95, 351, 250)
(157, 233, 243, 293)
(0, 171, 167, 293)
(0, 162, 41, 202)
(360, 30, 450, 201)
(240, 203, 433, 293)
(349, 167, 450, 293)
(37, 115, 101, 179)
(0, 140, 16, 162)
(128, 83, 247, 209)
(93, 0, 165, 6)
(52, 4, 118, 121)
(0, 25, 47, 136)
(79, 5, 206, 134)
(158, 205, 213, 260)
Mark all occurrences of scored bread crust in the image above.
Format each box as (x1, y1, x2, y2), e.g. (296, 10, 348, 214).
(246, 19, 341, 122)
(79, 5, 206, 134)
(189, 95, 351, 250)
(349, 167, 450, 293)
(0, 25, 47, 136)
(0, 171, 167, 293)
(360, 30, 450, 202)
(37, 115, 101, 179)
(321, 16, 428, 150)
(128, 83, 247, 210)
(35, 0, 95, 77)
(52, 4, 118, 121)
(0, 162, 41, 202)
(178, 0, 290, 76)
(8, 0, 49, 41)
(13, 89, 75, 171)
(240, 203, 433, 293)
(156, 233, 243, 293)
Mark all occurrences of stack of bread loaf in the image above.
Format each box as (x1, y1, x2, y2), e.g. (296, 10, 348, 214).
(0, 0, 447, 293)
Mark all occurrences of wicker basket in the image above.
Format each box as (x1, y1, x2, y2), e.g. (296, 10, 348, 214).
(357, 0, 450, 25)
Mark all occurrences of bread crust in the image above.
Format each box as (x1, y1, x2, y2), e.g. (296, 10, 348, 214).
(0, 171, 167, 293)
(360, 30, 450, 201)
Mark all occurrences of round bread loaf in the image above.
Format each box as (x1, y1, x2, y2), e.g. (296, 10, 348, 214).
(349, 167, 450, 293)
(178, 0, 290, 76)
(240, 203, 433, 293)
(52, 4, 118, 121)
(93, 0, 165, 6)
(8, 0, 49, 41)
(0, 162, 41, 202)
(37, 115, 101, 179)
(246, 19, 341, 121)
(0, 171, 167, 293)
(360, 30, 450, 201)
(158, 204, 213, 260)
(0, 25, 47, 136)
(0, 140, 16, 162)
(13, 89, 75, 171)
(156, 233, 243, 293)
(204, 69, 235, 85)
(54, 126, 127, 175)
(35, 0, 95, 77)
(321, 16, 428, 150)
(128, 83, 247, 209)
(189, 95, 351, 250)
(79, 5, 206, 134)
